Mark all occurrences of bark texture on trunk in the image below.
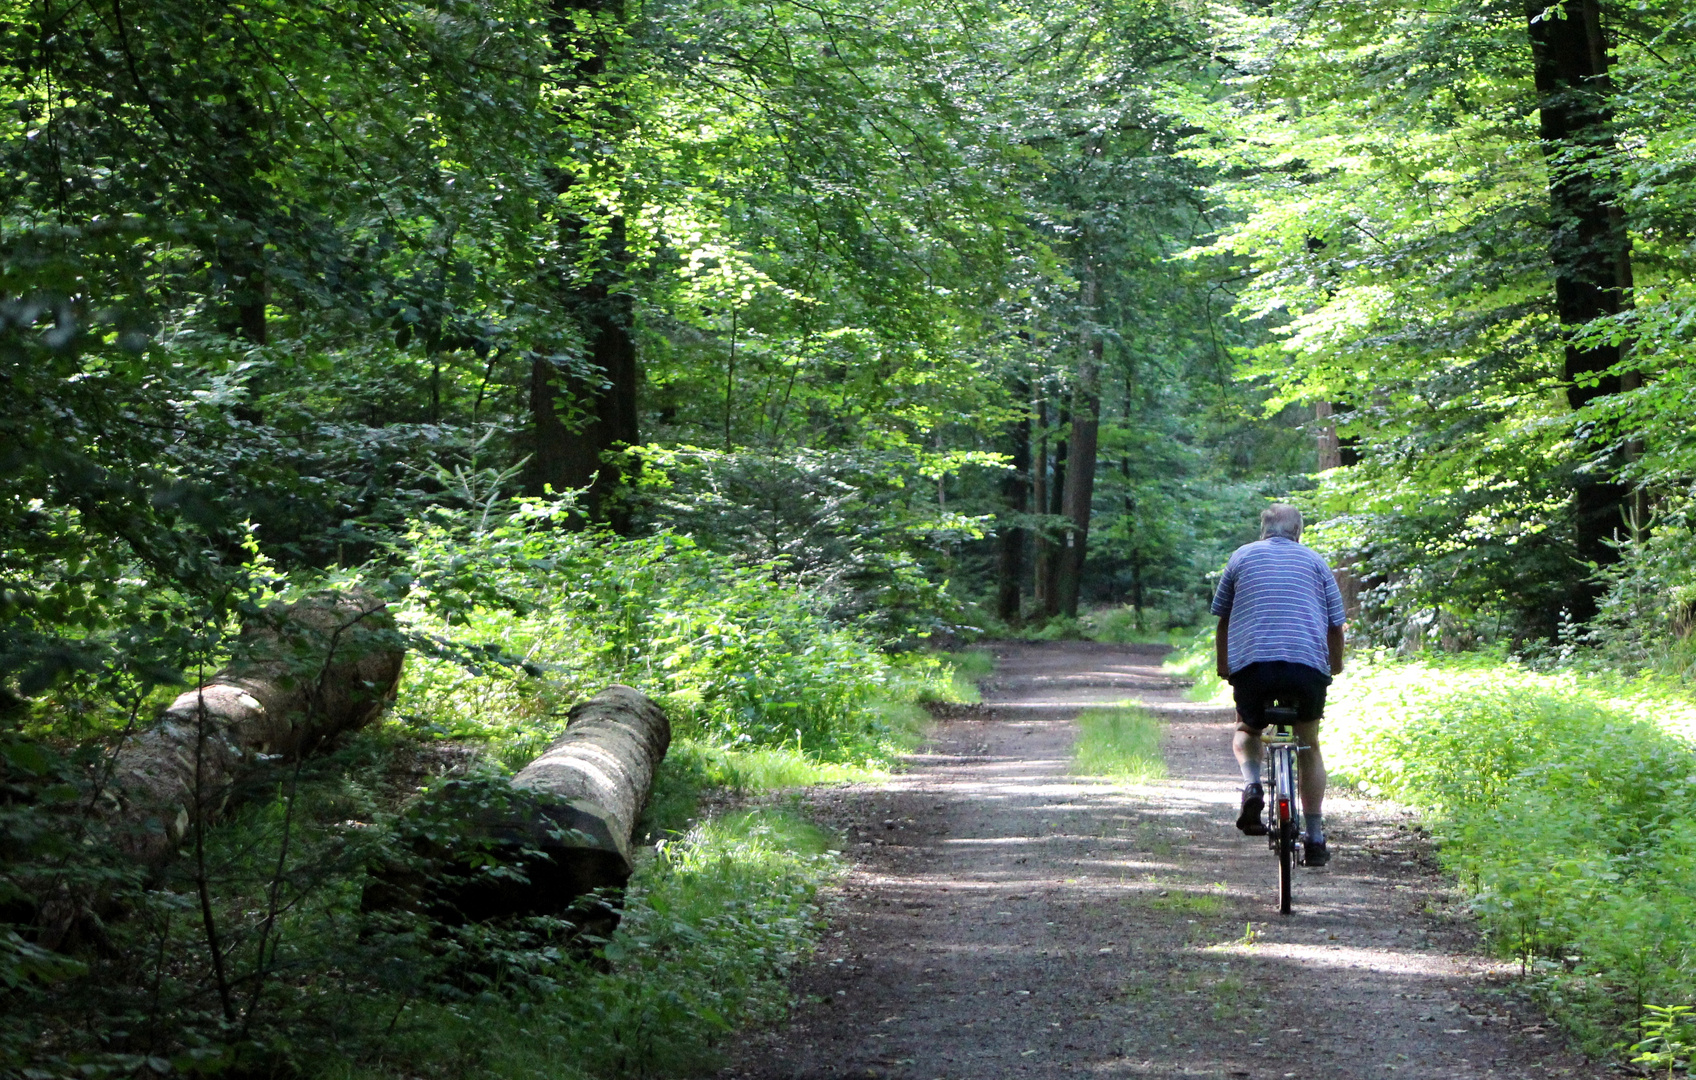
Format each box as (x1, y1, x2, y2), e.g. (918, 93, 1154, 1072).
(528, 0, 641, 531)
(1057, 277, 1101, 619)
(1316, 401, 1341, 471)
(1031, 398, 1052, 615)
(108, 590, 403, 863)
(510, 684, 671, 872)
(1526, 0, 1634, 619)
(1315, 403, 1363, 620)
(1120, 369, 1143, 621)
(1037, 411, 1068, 618)
(996, 383, 1032, 624)
(528, 249, 641, 530)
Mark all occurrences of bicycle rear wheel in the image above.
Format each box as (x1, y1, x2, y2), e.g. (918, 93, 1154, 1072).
(1277, 819, 1294, 914)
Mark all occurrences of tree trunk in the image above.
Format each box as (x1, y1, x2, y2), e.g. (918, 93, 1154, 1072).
(216, 245, 268, 346)
(1314, 402, 1362, 620)
(1057, 273, 1101, 619)
(528, 231, 641, 530)
(1043, 421, 1068, 616)
(202, 68, 277, 348)
(1038, 419, 1069, 618)
(1526, 0, 1635, 621)
(106, 590, 404, 864)
(1031, 397, 1053, 615)
(527, 0, 641, 531)
(1316, 400, 1341, 470)
(996, 381, 1032, 624)
(510, 685, 669, 871)
(367, 686, 670, 929)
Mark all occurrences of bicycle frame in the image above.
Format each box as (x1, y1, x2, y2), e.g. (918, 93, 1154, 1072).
(1262, 707, 1307, 913)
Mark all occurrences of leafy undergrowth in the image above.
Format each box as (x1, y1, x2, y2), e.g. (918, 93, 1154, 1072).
(1323, 655, 1696, 1059)
(1, 728, 848, 1080)
(326, 806, 841, 1080)
(394, 504, 964, 773)
(1083, 607, 1208, 647)
(1072, 705, 1167, 781)
(1, 504, 987, 1078)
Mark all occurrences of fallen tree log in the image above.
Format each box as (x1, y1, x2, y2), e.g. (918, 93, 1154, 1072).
(105, 589, 405, 862)
(368, 685, 670, 927)
(510, 683, 671, 871)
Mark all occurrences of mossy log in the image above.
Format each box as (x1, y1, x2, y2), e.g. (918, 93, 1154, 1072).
(106, 589, 404, 862)
(368, 685, 670, 927)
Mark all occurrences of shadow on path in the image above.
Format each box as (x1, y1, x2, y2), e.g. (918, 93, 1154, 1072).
(720, 641, 1601, 1080)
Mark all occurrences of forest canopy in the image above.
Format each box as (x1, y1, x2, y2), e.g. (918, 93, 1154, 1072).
(6, 0, 1691, 688)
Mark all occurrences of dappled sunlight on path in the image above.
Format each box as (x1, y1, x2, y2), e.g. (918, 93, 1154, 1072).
(721, 641, 1601, 1080)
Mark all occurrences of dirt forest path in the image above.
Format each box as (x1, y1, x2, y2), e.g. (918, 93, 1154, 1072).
(720, 641, 1609, 1080)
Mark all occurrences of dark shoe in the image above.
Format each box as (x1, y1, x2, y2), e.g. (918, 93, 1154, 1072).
(1237, 784, 1268, 836)
(1301, 838, 1330, 867)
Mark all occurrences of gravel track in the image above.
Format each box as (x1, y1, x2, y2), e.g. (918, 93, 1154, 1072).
(719, 641, 1607, 1080)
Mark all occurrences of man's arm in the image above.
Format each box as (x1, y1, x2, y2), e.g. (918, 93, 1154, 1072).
(1328, 623, 1345, 676)
(1216, 615, 1230, 680)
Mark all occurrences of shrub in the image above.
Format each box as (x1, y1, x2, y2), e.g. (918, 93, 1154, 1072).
(395, 499, 954, 768)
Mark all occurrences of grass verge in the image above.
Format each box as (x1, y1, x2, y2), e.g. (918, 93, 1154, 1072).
(908, 650, 991, 705)
(1161, 624, 1227, 704)
(1324, 654, 1696, 1060)
(1072, 705, 1167, 781)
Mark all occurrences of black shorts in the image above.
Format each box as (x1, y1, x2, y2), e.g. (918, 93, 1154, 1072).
(1229, 661, 1330, 731)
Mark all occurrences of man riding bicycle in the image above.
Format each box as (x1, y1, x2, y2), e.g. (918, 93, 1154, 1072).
(1210, 504, 1346, 867)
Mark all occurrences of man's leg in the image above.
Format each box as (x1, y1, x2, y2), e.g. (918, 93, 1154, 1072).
(1233, 719, 1268, 835)
(1294, 720, 1324, 820)
(1233, 725, 1263, 784)
(1295, 719, 1328, 864)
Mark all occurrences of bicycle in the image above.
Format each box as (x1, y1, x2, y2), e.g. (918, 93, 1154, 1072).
(1261, 705, 1306, 914)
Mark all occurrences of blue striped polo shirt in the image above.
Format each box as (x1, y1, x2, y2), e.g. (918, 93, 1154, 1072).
(1210, 537, 1346, 678)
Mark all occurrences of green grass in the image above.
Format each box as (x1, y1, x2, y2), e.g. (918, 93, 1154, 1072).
(1072, 705, 1167, 781)
(942, 649, 995, 680)
(912, 649, 992, 705)
(1324, 654, 1696, 1059)
(1159, 624, 1228, 703)
(639, 732, 913, 842)
(708, 745, 887, 790)
(1148, 890, 1226, 916)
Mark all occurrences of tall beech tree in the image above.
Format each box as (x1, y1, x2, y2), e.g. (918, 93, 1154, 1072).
(528, 0, 643, 527)
(1526, 0, 1636, 617)
(1057, 271, 1104, 618)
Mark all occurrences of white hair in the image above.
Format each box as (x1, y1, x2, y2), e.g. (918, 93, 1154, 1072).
(1260, 503, 1303, 541)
